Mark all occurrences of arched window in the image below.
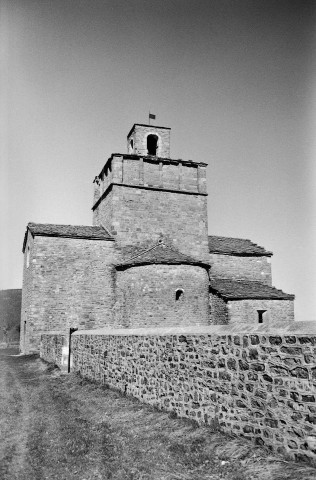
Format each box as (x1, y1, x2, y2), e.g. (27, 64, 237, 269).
(147, 134, 158, 156)
(175, 289, 184, 301)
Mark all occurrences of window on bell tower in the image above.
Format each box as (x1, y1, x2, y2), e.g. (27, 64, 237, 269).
(147, 134, 158, 156)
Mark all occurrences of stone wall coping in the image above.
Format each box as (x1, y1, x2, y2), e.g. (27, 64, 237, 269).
(72, 321, 316, 337)
(96, 153, 208, 182)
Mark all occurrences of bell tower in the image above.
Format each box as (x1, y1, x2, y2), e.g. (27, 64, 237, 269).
(127, 123, 171, 157)
(92, 123, 209, 262)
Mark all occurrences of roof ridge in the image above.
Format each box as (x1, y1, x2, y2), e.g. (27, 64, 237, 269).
(28, 222, 104, 228)
(116, 241, 209, 270)
(208, 235, 272, 256)
(124, 241, 197, 263)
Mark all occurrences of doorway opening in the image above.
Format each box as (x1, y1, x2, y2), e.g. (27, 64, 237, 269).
(68, 327, 78, 373)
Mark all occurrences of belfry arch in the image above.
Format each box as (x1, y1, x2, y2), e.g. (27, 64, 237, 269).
(147, 134, 158, 156)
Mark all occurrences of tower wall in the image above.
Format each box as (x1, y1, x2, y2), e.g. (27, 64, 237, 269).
(127, 124, 171, 157)
(94, 184, 209, 260)
(93, 154, 209, 260)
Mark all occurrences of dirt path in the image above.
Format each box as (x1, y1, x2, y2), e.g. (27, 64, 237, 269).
(1, 350, 316, 480)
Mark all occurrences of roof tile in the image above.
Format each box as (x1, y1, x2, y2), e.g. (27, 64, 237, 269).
(117, 241, 209, 269)
(210, 278, 294, 300)
(209, 235, 272, 256)
(23, 223, 113, 252)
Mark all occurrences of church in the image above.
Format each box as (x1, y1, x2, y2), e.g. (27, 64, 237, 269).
(20, 123, 294, 353)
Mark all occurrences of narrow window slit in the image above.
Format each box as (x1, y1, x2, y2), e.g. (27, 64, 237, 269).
(257, 310, 267, 323)
(175, 289, 184, 301)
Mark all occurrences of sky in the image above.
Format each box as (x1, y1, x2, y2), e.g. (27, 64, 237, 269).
(1, 0, 316, 321)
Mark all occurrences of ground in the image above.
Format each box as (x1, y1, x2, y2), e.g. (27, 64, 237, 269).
(1, 350, 316, 480)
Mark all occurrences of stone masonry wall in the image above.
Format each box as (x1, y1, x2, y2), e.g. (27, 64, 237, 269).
(209, 253, 272, 285)
(93, 156, 207, 204)
(228, 299, 295, 325)
(113, 265, 210, 328)
(93, 184, 209, 261)
(40, 333, 67, 370)
(21, 235, 116, 353)
(128, 125, 171, 157)
(62, 329, 316, 464)
(209, 292, 228, 325)
(20, 231, 35, 353)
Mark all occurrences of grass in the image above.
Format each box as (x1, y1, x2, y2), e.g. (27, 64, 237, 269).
(0, 349, 316, 479)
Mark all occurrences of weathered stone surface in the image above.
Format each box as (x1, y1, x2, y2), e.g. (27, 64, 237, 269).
(40, 331, 316, 464)
(227, 299, 294, 325)
(209, 292, 228, 325)
(281, 346, 302, 355)
(20, 233, 115, 353)
(269, 336, 282, 345)
(291, 367, 309, 379)
(209, 253, 272, 285)
(113, 264, 210, 329)
(93, 167, 209, 261)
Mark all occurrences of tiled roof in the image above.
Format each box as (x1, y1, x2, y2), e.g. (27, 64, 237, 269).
(210, 278, 294, 300)
(116, 241, 209, 270)
(208, 235, 272, 256)
(23, 223, 113, 252)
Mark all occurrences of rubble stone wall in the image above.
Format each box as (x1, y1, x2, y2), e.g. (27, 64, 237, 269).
(66, 329, 316, 464)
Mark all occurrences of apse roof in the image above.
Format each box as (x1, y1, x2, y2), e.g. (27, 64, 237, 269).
(208, 235, 272, 256)
(23, 223, 113, 252)
(210, 278, 294, 300)
(116, 241, 209, 270)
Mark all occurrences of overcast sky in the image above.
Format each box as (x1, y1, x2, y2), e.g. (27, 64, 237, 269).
(1, 0, 316, 321)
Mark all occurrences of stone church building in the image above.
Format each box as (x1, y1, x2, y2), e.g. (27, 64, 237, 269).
(20, 124, 294, 353)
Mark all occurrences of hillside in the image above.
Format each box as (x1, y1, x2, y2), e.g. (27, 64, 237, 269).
(0, 289, 22, 344)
